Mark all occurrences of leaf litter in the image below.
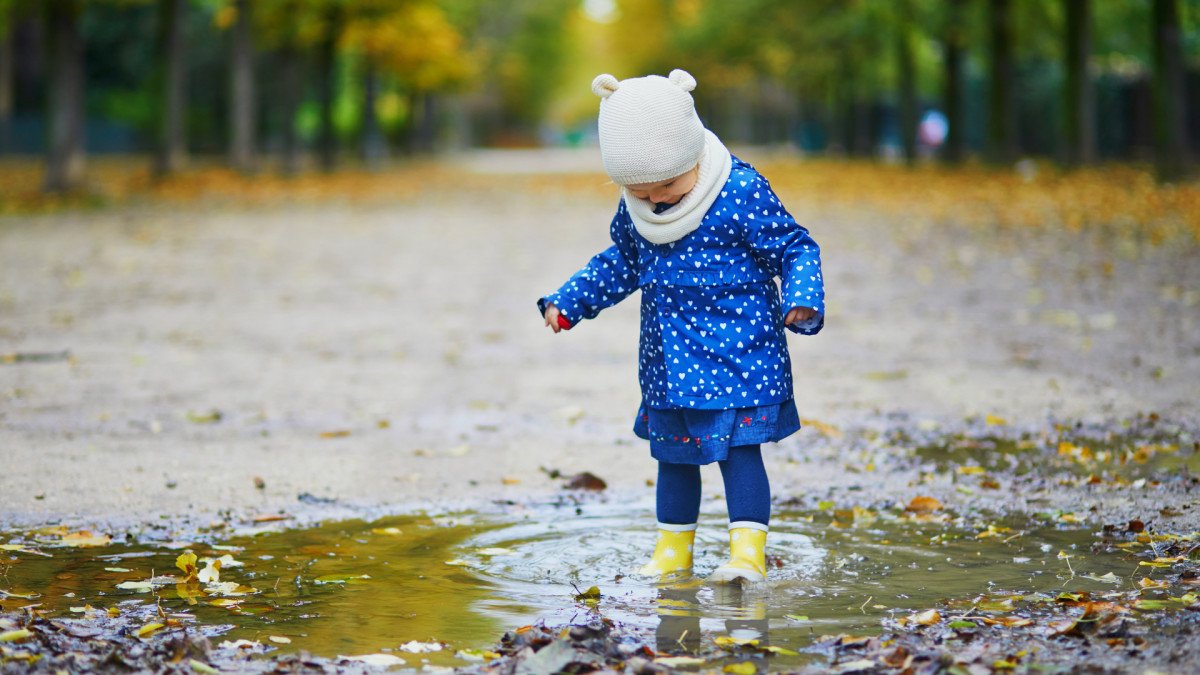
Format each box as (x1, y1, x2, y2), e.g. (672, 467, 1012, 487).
(2, 417, 1200, 672)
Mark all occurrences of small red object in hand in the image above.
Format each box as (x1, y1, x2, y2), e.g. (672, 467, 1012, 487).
(556, 314, 573, 330)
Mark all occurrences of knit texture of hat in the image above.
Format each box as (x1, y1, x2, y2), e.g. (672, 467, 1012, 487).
(592, 69, 706, 186)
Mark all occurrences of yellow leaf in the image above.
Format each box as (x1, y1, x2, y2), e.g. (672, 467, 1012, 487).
(59, 531, 112, 547)
(0, 629, 33, 643)
(176, 550, 198, 580)
(1138, 577, 1168, 590)
(136, 622, 165, 638)
(723, 662, 757, 675)
(985, 414, 1007, 426)
(911, 609, 941, 626)
(714, 635, 759, 648)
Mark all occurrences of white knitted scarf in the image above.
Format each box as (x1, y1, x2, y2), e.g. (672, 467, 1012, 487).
(623, 130, 732, 245)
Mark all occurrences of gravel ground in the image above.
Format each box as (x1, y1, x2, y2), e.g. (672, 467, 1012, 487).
(1, 150, 1197, 533)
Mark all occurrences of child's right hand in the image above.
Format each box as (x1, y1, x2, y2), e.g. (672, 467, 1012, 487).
(543, 303, 572, 333)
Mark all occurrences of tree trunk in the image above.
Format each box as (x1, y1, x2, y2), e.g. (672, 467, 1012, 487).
(228, 0, 255, 172)
(154, 0, 187, 176)
(942, 0, 966, 163)
(360, 60, 386, 168)
(987, 0, 1017, 165)
(43, 0, 86, 193)
(0, 14, 13, 155)
(1152, 0, 1188, 181)
(896, 3, 917, 166)
(1063, 0, 1095, 166)
(316, 6, 339, 172)
(279, 46, 302, 176)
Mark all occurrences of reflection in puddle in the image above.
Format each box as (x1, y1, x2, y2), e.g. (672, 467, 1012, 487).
(0, 504, 1132, 669)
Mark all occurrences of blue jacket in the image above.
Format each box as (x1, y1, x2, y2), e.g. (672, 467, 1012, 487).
(540, 157, 824, 410)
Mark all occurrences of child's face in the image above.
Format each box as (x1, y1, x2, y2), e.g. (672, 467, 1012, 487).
(625, 164, 700, 205)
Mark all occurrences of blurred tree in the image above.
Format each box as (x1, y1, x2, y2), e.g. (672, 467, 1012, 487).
(896, 0, 918, 164)
(1153, 0, 1189, 180)
(44, 0, 86, 192)
(1063, 0, 1095, 166)
(153, 0, 187, 175)
(988, 0, 1018, 164)
(0, 0, 13, 154)
(941, 0, 967, 163)
(227, 0, 255, 171)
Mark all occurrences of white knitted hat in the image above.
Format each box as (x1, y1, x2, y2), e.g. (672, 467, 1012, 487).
(592, 69, 706, 186)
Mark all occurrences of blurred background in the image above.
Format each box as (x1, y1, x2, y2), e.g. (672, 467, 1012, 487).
(0, 0, 1196, 194)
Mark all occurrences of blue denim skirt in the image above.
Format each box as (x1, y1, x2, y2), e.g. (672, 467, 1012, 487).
(633, 399, 801, 465)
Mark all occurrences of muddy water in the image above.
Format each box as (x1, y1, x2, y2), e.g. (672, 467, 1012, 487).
(0, 505, 1144, 669)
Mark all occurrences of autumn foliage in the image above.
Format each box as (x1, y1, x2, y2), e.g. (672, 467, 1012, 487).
(1, 158, 1196, 246)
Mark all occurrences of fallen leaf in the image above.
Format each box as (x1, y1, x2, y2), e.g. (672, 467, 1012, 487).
(904, 496, 943, 513)
(189, 659, 219, 674)
(198, 559, 221, 584)
(714, 635, 759, 648)
(319, 430, 351, 439)
(477, 547, 515, 556)
(910, 609, 941, 626)
(0, 544, 50, 557)
(985, 414, 1007, 426)
(574, 585, 601, 602)
(58, 531, 112, 547)
(268, 635, 291, 644)
(398, 640, 444, 653)
(784, 614, 809, 622)
(456, 649, 501, 661)
(501, 476, 521, 485)
(723, 662, 757, 675)
(1138, 577, 1168, 590)
(187, 410, 222, 424)
(655, 656, 709, 667)
(176, 550, 198, 582)
(136, 622, 165, 638)
(339, 654, 406, 666)
(116, 580, 155, 592)
(564, 472, 607, 491)
(250, 514, 289, 523)
(0, 629, 33, 643)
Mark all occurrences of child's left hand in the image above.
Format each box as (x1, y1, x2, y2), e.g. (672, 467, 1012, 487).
(784, 307, 816, 325)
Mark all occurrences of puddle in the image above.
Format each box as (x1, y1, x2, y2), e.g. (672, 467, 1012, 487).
(0, 504, 1161, 669)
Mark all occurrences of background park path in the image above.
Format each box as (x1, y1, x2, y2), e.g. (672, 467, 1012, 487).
(1, 150, 1198, 532)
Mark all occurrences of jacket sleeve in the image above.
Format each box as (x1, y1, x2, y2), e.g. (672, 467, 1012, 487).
(738, 173, 825, 336)
(537, 202, 641, 325)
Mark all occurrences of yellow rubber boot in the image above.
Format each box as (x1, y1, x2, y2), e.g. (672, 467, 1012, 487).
(638, 525, 696, 577)
(707, 525, 768, 583)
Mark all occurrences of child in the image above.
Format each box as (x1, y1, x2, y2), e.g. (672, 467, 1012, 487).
(538, 69, 824, 583)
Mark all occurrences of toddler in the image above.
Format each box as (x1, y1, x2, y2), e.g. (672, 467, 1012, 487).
(538, 69, 824, 583)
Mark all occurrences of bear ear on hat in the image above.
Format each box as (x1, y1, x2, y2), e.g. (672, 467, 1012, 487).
(592, 73, 620, 99)
(668, 69, 696, 92)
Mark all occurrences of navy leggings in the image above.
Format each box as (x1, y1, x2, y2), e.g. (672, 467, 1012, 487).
(656, 444, 770, 526)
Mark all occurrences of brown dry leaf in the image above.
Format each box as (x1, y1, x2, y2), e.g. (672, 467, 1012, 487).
(1138, 577, 1168, 590)
(501, 476, 521, 485)
(319, 430, 351, 439)
(564, 472, 607, 491)
(250, 514, 290, 523)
